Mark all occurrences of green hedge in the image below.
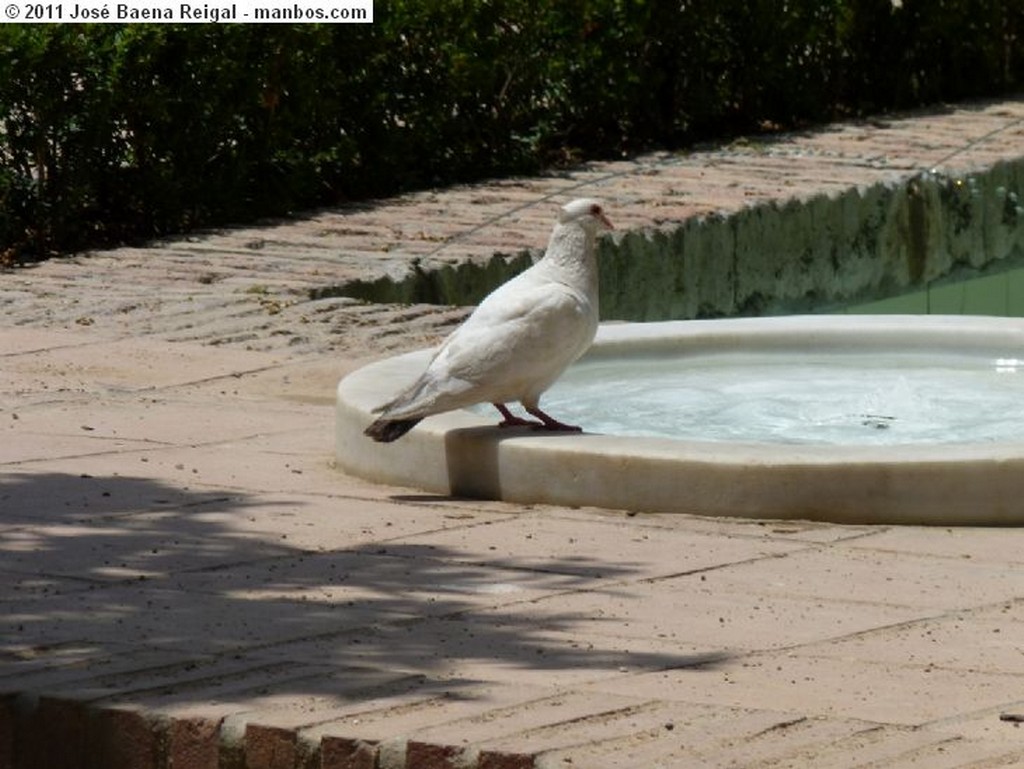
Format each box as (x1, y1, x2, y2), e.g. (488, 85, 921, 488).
(1, 1, 1022, 261)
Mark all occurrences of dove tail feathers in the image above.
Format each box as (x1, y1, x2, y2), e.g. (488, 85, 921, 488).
(364, 416, 423, 443)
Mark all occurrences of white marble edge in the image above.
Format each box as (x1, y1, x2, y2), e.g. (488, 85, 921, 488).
(335, 315, 1024, 523)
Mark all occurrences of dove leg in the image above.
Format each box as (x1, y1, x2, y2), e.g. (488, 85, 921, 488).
(493, 403, 543, 429)
(524, 405, 583, 433)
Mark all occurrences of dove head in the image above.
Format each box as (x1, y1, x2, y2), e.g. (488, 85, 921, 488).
(559, 198, 614, 232)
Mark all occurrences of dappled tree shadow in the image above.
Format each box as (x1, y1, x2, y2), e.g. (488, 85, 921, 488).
(1, 471, 728, 711)
(0, 472, 284, 588)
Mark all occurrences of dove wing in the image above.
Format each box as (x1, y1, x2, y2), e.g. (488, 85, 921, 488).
(375, 276, 594, 419)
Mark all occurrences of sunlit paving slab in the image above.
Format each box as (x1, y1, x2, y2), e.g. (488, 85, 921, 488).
(583, 653, 1024, 728)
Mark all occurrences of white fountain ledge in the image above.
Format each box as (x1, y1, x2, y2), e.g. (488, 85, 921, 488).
(336, 315, 1024, 525)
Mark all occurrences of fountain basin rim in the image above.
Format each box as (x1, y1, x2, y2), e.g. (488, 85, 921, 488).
(344, 314, 1024, 458)
(335, 315, 1024, 524)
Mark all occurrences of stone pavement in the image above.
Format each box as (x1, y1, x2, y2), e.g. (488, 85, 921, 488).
(2, 99, 1024, 768)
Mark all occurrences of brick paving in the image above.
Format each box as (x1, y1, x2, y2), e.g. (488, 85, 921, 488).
(2, 98, 1024, 768)
(3, 99, 1023, 355)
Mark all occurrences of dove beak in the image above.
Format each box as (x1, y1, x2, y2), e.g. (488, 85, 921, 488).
(597, 212, 614, 230)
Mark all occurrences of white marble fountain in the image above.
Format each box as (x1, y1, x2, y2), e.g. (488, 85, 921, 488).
(336, 315, 1024, 524)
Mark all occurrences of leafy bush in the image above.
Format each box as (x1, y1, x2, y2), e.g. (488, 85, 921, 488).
(1, 0, 1021, 262)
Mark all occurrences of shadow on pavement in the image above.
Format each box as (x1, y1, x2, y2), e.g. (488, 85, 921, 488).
(1, 471, 728, 710)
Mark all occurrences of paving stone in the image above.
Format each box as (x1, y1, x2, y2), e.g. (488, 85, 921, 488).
(0, 645, 207, 692)
(803, 610, 1024, 675)
(174, 547, 608, 618)
(2, 581, 409, 656)
(6, 396, 319, 450)
(926, 702, 1024, 745)
(384, 513, 805, 581)
(0, 431, 137, 466)
(846, 525, 1024, 564)
(694, 543, 1024, 611)
(0, 515, 295, 583)
(3, 337, 286, 393)
(245, 723, 301, 769)
(585, 652, 1024, 727)
(89, 706, 164, 769)
(167, 715, 222, 769)
(319, 736, 379, 769)
(532, 710, 886, 769)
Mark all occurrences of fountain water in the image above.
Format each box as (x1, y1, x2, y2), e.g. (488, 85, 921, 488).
(540, 349, 1024, 446)
(336, 315, 1024, 525)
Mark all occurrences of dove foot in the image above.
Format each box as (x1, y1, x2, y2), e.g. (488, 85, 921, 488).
(493, 403, 544, 429)
(498, 417, 545, 429)
(525, 406, 583, 433)
(492, 404, 583, 433)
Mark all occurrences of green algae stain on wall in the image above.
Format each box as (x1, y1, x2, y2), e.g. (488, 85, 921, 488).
(597, 158, 1024, 321)
(316, 157, 1024, 320)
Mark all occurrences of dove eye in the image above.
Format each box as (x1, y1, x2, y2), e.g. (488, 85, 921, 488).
(589, 204, 602, 216)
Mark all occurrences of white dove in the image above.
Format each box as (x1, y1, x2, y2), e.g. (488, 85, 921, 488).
(364, 198, 614, 443)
